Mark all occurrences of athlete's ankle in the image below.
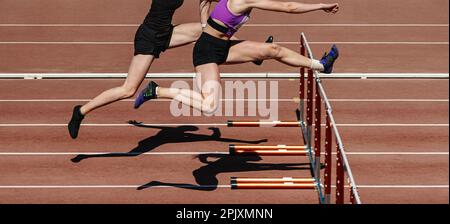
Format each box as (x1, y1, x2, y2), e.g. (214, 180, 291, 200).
(310, 59, 324, 71)
(78, 106, 87, 116)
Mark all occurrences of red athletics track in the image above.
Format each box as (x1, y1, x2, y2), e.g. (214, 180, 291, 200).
(0, 0, 449, 204)
(0, 79, 448, 204)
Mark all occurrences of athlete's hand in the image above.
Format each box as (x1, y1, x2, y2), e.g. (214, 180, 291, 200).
(322, 3, 339, 14)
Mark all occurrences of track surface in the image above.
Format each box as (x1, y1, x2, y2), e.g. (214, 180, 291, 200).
(0, 79, 448, 204)
(0, 1, 449, 204)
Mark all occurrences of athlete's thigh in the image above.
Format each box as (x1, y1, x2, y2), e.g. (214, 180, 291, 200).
(168, 23, 203, 49)
(225, 41, 268, 64)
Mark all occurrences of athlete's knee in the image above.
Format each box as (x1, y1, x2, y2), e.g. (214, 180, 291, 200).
(120, 85, 138, 99)
(191, 24, 203, 38)
(202, 101, 219, 115)
(262, 43, 282, 58)
(180, 23, 202, 42)
(202, 95, 220, 115)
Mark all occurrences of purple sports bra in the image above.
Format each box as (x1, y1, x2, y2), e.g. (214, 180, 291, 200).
(210, 0, 251, 37)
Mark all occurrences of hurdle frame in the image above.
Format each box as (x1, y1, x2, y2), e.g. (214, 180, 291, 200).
(299, 35, 325, 204)
(299, 33, 362, 204)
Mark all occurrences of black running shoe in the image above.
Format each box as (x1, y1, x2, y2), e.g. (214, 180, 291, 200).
(68, 105, 85, 139)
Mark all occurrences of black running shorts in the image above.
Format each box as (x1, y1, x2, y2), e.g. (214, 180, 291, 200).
(193, 32, 242, 67)
(134, 24, 174, 58)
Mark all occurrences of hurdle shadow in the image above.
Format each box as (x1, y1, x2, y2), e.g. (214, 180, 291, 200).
(137, 153, 310, 191)
(70, 120, 268, 163)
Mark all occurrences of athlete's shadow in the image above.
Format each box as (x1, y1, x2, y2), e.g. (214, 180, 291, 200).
(137, 154, 309, 191)
(71, 120, 267, 163)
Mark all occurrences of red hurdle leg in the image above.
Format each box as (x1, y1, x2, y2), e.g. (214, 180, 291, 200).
(306, 70, 314, 126)
(300, 36, 306, 115)
(314, 81, 322, 180)
(336, 143, 345, 204)
(350, 186, 356, 204)
(324, 113, 333, 204)
(306, 69, 314, 147)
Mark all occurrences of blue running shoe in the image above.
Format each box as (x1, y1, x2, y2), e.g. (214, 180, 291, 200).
(320, 45, 339, 74)
(134, 81, 159, 109)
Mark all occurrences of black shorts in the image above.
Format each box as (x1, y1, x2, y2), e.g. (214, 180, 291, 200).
(134, 24, 174, 58)
(193, 32, 242, 67)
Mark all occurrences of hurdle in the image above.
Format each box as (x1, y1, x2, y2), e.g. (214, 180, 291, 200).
(300, 33, 361, 204)
(227, 33, 362, 204)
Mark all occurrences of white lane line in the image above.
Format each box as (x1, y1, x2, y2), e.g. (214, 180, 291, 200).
(0, 99, 295, 102)
(282, 41, 450, 45)
(0, 185, 230, 189)
(0, 99, 448, 102)
(0, 123, 448, 127)
(335, 124, 449, 127)
(0, 41, 448, 45)
(0, 24, 448, 27)
(343, 152, 449, 155)
(329, 99, 449, 102)
(0, 152, 447, 156)
(0, 123, 227, 127)
(0, 24, 141, 27)
(355, 185, 449, 189)
(246, 24, 450, 27)
(0, 41, 132, 45)
(0, 185, 446, 189)
(0, 152, 229, 156)
(1, 72, 448, 79)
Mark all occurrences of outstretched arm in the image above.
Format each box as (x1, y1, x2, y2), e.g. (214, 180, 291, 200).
(246, 0, 339, 14)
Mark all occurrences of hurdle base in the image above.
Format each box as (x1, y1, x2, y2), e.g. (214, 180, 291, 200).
(231, 177, 317, 190)
(227, 120, 301, 128)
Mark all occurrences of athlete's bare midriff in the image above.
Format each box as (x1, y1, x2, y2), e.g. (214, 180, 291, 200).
(204, 19, 232, 40)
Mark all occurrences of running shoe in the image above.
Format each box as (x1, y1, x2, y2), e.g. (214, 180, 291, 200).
(253, 36, 274, 66)
(134, 81, 159, 109)
(320, 45, 339, 74)
(68, 105, 85, 139)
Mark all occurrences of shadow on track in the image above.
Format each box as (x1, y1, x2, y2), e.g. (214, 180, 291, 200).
(71, 120, 267, 163)
(137, 154, 310, 191)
